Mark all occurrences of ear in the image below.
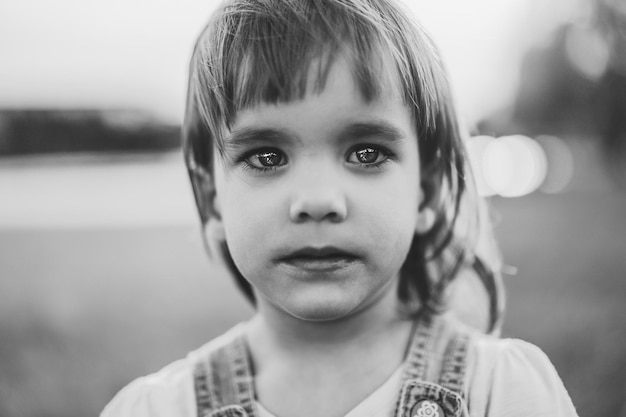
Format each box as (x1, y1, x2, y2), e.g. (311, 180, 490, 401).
(415, 163, 442, 235)
(189, 164, 225, 241)
(205, 192, 225, 241)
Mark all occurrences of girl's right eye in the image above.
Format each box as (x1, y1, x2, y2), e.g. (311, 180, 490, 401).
(243, 149, 287, 170)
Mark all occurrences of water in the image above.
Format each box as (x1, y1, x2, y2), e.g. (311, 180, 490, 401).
(0, 152, 198, 228)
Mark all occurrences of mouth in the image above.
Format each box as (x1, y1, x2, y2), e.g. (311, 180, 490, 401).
(276, 246, 360, 272)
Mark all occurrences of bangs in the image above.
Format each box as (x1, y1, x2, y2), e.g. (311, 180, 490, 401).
(189, 0, 446, 151)
(224, 6, 384, 110)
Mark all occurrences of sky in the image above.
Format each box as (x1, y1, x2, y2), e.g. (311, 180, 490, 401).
(0, 0, 582, 125)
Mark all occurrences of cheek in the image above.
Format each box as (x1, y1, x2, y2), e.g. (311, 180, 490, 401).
(358, 168, 420, 221)
(353, 175, 419, 246)
(217, 180, 285, 262)
(367, 198, 417, 247)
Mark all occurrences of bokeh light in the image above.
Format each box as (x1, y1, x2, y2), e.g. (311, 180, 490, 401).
(469, 135, 552, 198)
(565, 23, 610, 80)
(536, 135, 576, 193)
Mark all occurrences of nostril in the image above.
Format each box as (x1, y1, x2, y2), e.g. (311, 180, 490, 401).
(297, 210, 341, 222)
(325, 211, 342, 222)
(289, 189, 347, 223)
(295, 208, 340, 222)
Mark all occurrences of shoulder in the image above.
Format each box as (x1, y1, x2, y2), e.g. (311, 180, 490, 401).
(100, 356, 195, 417)
(100, 323, 246, 417)
(464, 331, 579, 416)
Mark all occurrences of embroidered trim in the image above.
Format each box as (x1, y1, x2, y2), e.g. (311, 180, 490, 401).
(208, 405, 248, 417)
(396, 380, 464, 417)
(194, 359, 215, 417)
(403, 314, 434, 381)
(194, 328, 258, 417)
(438, 333, 470, 395)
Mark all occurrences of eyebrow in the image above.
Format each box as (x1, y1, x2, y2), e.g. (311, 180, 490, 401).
(223, 127, 293, 152)
(223, 120, 407, 152)
(336, 121, 407, 143)
(223, 127, 290, 157)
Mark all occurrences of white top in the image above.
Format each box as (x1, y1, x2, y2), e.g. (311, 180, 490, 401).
(256, 366, 403, 417)
(100, 323, 579, 417)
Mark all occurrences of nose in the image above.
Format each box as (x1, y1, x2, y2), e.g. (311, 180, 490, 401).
(289, 186, 348, 223)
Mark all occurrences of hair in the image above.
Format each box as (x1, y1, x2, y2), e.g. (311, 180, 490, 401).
(183, 0, 503, 331)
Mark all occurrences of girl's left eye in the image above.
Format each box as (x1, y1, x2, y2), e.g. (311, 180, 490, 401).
(347, 147, 387, 165)
(243, 149, 287, 170)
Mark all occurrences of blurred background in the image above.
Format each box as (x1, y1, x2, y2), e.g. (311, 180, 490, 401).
(1, 0, 625, 416)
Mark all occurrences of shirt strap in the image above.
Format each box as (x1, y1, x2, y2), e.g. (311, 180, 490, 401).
(193, 329, 257, 417)
(403, 313, 471, 396)
(438, 331, 471, 394)
(402, 313, 435, 381)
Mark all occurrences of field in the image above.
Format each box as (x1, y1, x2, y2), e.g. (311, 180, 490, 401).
(0, 158, 624, 416)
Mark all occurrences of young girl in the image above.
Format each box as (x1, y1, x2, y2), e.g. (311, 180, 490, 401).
(102, 0, 578, 416)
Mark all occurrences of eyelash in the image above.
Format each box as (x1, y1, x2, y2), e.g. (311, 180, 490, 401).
(237, 144, 395, 173)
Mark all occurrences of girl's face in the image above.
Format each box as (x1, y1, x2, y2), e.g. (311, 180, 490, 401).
(212, 57, 425, 322)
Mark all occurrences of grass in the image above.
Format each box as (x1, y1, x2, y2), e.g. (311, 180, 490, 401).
(0, 190, 624, 416)
(494, 191, 626, 416)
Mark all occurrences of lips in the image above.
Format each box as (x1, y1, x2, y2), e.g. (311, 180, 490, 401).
(276, 246, 360, 271)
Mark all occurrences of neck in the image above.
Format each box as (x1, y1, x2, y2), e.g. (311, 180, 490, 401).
(246, 280, 417, 417)
(246, 279, 412, 364)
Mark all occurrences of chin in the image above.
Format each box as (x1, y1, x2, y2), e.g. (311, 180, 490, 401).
(278, 292, 367, 323)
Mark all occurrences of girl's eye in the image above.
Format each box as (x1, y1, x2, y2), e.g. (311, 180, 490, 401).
(347, 147, 387, 166)
(244, 149, 286, 169)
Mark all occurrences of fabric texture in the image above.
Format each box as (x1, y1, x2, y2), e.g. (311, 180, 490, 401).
(100, 313, 579, 417)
